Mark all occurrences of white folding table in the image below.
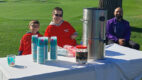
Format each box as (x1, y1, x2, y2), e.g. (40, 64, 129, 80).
(0, 44, 142, 80)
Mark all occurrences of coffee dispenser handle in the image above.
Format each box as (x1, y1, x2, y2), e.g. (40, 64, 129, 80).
(80, 19, 89, 21)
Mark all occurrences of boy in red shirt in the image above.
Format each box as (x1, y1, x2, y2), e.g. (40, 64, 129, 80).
(44, 7, 78, 47)
(19, 20, 42, 55)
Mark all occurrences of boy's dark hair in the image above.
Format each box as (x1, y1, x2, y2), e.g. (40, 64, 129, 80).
(29, 20, 40, 27)
(52, 7, 63, 15)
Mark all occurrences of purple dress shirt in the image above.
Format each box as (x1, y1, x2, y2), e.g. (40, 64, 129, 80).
(106, 17, 131, 42)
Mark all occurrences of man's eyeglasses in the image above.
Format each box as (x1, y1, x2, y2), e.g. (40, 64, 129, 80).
(54, 14, 63, 17)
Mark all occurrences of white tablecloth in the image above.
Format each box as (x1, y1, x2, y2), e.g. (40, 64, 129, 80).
(105, 44, 142, 80)
(0, 44, 142, 80)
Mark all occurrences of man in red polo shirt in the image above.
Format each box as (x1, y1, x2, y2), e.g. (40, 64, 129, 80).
(44, 7, 78, 47)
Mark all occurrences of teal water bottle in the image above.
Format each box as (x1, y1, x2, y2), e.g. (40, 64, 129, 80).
(50, 36, 57, 60)
(37, 37, 45, 64)
(44, 37, 48, 61)
(32, 35, 38, 62)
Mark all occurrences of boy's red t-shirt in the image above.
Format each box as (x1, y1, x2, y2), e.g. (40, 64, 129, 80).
(19, 32, 42, 55)
(44, 21, 77, 47)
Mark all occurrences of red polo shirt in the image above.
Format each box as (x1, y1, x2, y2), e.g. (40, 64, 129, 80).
(44, 21, 77, 47)
(19, 32, 42, 55)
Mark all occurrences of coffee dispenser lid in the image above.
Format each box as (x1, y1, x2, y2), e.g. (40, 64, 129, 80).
(83, 7, 106, 10)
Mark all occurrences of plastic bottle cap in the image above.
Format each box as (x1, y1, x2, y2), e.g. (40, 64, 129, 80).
(76, 45, 87, 49)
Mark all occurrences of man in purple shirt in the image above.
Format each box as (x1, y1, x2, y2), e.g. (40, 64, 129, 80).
(106, 7, 140, 50)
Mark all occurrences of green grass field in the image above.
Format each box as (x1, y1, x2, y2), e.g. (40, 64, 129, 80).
(0, 0, 142, 57)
